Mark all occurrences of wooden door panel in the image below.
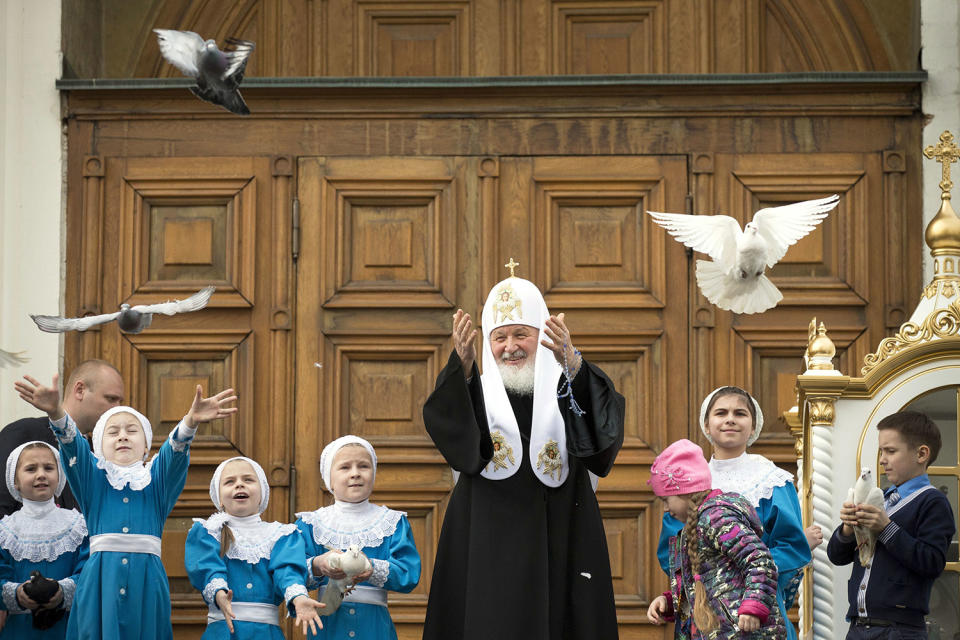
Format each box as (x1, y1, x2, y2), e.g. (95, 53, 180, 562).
(296, 155, 686, 637)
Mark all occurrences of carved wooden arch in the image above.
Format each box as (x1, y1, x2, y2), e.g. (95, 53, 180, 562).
(130, 0, 905, 78)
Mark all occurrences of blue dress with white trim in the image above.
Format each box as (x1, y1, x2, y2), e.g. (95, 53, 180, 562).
(49, 414, 195, 640)
(295, 502, 420, 640)
(185, 515, 310, 640)
(657, 453, 811, 640)
(0, 504, 88, 639)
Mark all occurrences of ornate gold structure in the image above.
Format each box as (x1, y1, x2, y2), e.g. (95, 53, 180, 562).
(862, 130, 960, 375)
(792, 130, 960, 639)
(504, 257, 519, 278)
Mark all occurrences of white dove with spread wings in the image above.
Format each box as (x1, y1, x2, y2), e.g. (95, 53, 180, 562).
(846, 467, 885, 567)
(31, 286, 215, 335)
(647, 194, 839, 314)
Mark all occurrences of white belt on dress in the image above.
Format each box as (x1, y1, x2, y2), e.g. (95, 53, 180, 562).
(340, 585, 387, 607)
(89, 533, 162, 557)
(208, 602, 279, 626)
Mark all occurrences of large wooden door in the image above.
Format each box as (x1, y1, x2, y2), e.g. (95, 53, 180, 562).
(294, 154, 688, 638)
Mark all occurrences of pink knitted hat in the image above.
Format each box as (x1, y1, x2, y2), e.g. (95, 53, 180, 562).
(648, 439, 712, 497)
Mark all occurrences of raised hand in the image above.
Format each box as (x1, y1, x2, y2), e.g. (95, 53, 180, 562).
(14, 374, 64, 420)
(541, 313, 582, 375)
(452, 309, 477, 375)
(184, 386, 238, 428)
(214, 588, 237, 633)
(292, 595, 325, 636)
(805, 524, 824, 550)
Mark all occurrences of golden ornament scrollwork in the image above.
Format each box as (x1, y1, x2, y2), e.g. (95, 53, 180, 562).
(861, 300, 960, 375)
(807, 397, 836, 426)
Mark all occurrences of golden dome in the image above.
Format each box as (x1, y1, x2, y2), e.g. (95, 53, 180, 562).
(808, 322, 836, 362)
(925, 196, 960, 255)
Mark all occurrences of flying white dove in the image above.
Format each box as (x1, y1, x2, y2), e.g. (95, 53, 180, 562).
(319, 544, 372, 616)
(0, 349, 29, 368)
(647, 194, 839, 314)
(846, 467, 885, 567)
(154, 29, 255, 115)
(31, 286, 215, 335)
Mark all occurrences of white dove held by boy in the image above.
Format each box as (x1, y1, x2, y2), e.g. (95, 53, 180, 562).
(647, 194, 839, 314)
(319, 544, 372, 615)
(846, 467, 885, 566)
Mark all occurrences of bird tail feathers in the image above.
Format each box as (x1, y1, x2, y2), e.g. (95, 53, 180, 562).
(695, 261, 783, 314)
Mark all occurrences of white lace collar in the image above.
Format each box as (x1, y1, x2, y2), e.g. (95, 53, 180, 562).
(709, 452, 794, 506)
(97, 455, 154, 491)
(194, 512, 297, 564)
(297, 500, 403, 550)
(0, 498, 87, 562)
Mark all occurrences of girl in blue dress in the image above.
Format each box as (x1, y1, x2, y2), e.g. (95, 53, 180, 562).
(0, 441, 87, 639)
(657, 386, 816, 640)
(185, 456, 325, 638)
(16, 373, 237, 640)
(296, 435, 420, 639)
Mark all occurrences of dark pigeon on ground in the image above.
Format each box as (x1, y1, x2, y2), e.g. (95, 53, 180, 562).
(31, 286, 215, 335)
(154, 29, 255, 115)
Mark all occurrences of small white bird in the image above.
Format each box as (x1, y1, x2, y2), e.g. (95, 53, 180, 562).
(0, 349, 28, 368)
(647, 194, 839, 314)
(31, 286, 215, 334)
(320, 545, 372, 616)
(846, 467, 885, 567)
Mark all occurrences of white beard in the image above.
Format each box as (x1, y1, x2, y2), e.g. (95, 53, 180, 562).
(498, 355, 535, 396)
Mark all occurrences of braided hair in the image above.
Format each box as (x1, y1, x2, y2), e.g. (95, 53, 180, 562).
(683, 490, 719, 633)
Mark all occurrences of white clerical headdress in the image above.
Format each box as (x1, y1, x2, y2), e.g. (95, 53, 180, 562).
(479, 275, 568, 487)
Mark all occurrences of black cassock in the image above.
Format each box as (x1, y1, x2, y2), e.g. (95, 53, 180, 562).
(422, 350, 625, 640)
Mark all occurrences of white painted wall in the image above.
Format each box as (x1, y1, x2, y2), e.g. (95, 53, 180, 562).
(922, 0, 960, 282)
(0, 0, 63, 426)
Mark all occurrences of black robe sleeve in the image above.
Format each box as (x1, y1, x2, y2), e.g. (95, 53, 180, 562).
(422, 350, 494, 474)
(558, 359, 625, 477)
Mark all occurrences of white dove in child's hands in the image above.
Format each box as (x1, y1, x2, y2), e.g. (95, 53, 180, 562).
(319, 545, 373, 616)
(647, 194, 839, 314)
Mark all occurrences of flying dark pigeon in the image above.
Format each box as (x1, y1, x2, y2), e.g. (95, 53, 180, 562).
(154, 29, 255, 115)
(31, 286, 215, 335)
(0, 349, 28, 368)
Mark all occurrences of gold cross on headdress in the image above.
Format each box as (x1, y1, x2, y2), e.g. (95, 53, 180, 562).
(924, 130, 960, 197)
(504, 257, 519, 277)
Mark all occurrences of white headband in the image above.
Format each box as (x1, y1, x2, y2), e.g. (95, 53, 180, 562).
(699, 386, 764, 447)
(92, 406, 153, 462)
(320, 436, 377, 494)
(5, 441, 66, 502)
(209, 456, 270, 514)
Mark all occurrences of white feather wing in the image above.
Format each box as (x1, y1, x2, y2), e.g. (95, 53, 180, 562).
(647, 211, 742, 270)
(222, 39, 256, 79)
(31, 312, 120, 333)
(751, 194, 839, 268)
(132, 286, 215, 317)
(154, 29, 205, 77)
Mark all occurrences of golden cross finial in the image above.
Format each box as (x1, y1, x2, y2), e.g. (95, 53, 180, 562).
(923, 130, 960, 198)
(504, 257, 519, 277)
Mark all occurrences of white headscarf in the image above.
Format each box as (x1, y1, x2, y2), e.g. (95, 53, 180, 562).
(699, 386, 764, 447)
(92, 405, 153, 462)
(209, 456, 270, 514)
(320, 435, 377, 494)
(479, 276, 568, 487)
(5, 441, 66, 502)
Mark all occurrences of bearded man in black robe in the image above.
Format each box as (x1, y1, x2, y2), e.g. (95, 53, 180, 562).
(422, 271, 624, 640)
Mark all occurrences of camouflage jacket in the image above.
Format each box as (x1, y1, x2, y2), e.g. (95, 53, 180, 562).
(667, 490, 785, 639)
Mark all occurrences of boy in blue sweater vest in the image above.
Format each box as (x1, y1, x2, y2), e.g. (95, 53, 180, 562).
(827, 411, 955, 639)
